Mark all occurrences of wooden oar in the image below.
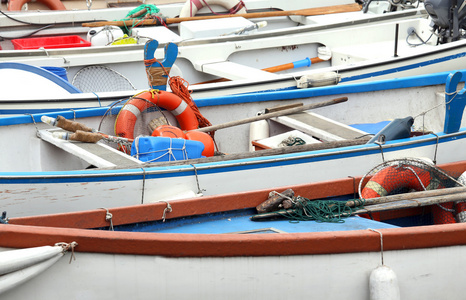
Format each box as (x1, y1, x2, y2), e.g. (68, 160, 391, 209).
(193, 97, 347, 133)
(82, 3, 362, 27)
(346, 186, 466, 207)
(251, 187, 466, 221)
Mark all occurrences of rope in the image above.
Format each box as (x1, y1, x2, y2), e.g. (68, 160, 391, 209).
(144, 56, 215, 139)
(277, 196, 362, 223)
(369, 229, 384, 265)
(279, 136, 306, 147)
(55, 241, 78, 264)
(100, 208, 114, 231)
(132, 136, 190, 162)
(161, 201, 172, 222)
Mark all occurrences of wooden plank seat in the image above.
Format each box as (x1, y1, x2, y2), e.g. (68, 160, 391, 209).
(39, 128, 143, 168)
(271, 111, 368, 142)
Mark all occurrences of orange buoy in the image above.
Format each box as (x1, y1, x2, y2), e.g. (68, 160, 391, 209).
(115, 90, 199, 140)
(151, 125, 186, 139)
(185, 131, 215, 157)
(8, 0, 66, 10)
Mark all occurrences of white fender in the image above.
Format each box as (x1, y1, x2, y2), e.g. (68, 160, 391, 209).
(0, 245, 63, 275)
(0, 250, 64, 295)
(369, 265, 401, 300)
(249, 120, 269, 151)
(179, 0, 247, 18)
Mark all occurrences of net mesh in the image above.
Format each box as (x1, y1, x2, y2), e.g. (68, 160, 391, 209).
(72, 66, 136, 93)
(358, 157, 466, 223)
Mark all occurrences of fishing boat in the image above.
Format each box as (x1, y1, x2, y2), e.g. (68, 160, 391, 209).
(1, 68, 466, 217)
(1, 158, 465, 299)
(0, 1, 430, 111)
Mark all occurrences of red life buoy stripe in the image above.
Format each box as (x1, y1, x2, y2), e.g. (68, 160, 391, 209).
(8, 0, 66, 11)
(115, 90, 199, 140)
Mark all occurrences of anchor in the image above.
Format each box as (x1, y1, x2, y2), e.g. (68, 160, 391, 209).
(144, 39, 178, 91)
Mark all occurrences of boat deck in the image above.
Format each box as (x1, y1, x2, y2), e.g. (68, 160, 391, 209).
(108, 208, 399, 234)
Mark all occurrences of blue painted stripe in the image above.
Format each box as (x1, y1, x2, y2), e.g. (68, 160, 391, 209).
(341, 50, 466, 83)
(0, 62, 82, 93)
(1, 69, 464, 126)
(1, 131, 464, 184)
(194, 69, 466, 107)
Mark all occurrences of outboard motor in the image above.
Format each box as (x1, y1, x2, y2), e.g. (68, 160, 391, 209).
(425, 0, 466, 43)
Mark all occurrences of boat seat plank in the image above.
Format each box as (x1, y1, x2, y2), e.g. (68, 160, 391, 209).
(201, 61, 280, 80)
(38, 129, 142, 168)
(271, 111, 368, 142)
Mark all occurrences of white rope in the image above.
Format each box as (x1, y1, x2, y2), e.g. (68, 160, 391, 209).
(99, 207, 114, 231)
(369, 229, 384, 266)
(54, 241, 78, 264)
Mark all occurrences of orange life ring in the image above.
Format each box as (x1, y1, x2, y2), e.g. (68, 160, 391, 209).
(179, 0, 247, 18)
(361, 163, 458, 224)
(361, 165, 435, 199)
(8, 0, 66, 11)
(115, 90, 199, 140)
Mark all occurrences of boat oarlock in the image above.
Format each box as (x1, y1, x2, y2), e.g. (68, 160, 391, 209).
(8, 0, 66, 10)
(179, 0, 247, 18)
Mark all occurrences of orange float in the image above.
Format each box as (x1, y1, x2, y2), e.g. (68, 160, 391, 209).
(185, 131, 215, 157)
(8, 0, 66, 11)
(151, 125, 186, 139)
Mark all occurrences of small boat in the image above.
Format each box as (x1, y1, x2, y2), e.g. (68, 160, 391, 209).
(1, 69, 466, 218)
(0, 0, 429, 109)
(1, 158, 466, 299)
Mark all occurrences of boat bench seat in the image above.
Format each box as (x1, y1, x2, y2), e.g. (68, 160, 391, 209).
(201, 61, 280, 81)
(271, 111, 368, 142)
(38, 129, 143, 168)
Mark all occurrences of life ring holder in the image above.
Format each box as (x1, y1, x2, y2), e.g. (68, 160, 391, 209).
(8, 0, 66, 11)
(114, 90, 199, 141)
(179, 0, 247, 18)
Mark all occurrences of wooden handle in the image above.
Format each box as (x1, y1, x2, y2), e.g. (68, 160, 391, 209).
(82, 3, 362, 27)
(193, 97, 348, 133)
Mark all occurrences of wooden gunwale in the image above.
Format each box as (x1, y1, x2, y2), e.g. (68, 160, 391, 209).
(2, 160, 466, 257)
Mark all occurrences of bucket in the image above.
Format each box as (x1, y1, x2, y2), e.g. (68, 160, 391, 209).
(41, 66, 68, 82)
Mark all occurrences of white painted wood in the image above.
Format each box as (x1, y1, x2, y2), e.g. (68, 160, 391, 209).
(272, 112, 368, 142)
(2, 245, 465, 299)
(201, 61, 280, 80)
(38, 129, 142, 168)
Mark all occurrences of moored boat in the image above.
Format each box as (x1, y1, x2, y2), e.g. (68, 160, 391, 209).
(0, 0, 430, 108)
(1, 158, 466, 299)
(1, 69, 466, 217)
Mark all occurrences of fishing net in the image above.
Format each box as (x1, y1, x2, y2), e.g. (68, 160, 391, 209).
(358, 158, 466, 224)
(72, 66, 136, 93)
(251, 158, 466, 224)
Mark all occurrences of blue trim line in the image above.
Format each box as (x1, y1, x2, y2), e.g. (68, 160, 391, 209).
(0, 62, 82, 94)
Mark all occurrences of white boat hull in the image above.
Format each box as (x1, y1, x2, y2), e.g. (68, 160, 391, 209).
(0, 244, 463, 299)
(1, 70, 466, 217)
